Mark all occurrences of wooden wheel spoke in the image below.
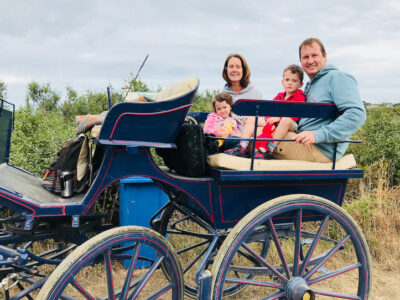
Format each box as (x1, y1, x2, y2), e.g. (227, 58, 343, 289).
(167, 229, 212, 240)
(182, 244, 209, 274)
(293, 209, 302, 277)
(103, 249, 115, 300)
(70, 278, 94, 300)
(299, 215, 330, 276)
(304, 235, 350, 280)
(226, 277, 283, 289)
(129, 255, 164, 299)
(236, 247, 263, 266)
(177, 240, 209, 255)
(313, 289, 361, 299)
(267, 219, 291, 279)
(242, 242, 288, 282)
(146, 283, 174, 300)
(120, 242, 141, 299)
(308, 263, 361, 285)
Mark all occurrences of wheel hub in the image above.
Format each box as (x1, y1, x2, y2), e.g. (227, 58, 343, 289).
(285, 277, 315, 300)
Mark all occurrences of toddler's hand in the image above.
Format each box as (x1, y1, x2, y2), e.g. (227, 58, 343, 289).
(266, 117, 280, 125)
(218, 128, 230, 138)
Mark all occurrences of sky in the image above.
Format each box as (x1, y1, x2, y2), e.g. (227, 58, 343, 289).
(1, 0, 399, 108)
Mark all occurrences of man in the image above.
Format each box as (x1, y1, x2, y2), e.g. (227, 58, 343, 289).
(272, 37, 366, 162)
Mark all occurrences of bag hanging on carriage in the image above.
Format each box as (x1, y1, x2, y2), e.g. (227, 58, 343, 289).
(156, 120, 211, 177)
(42, 134, 93, 197)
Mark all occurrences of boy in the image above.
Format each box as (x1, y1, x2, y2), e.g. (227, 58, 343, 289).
(255, 64, 306, 158)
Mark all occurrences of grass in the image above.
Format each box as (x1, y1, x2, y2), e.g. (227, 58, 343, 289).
(344, 172, 400, 269)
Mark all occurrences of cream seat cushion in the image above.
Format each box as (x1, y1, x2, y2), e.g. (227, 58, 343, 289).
(126, 77, 199, 102)
(207, 153, 357, 171)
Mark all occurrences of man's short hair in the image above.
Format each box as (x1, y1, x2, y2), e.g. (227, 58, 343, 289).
(299, 37, 326, 60)
(212, 92, 234, 113)
(283, 64, 304, 83)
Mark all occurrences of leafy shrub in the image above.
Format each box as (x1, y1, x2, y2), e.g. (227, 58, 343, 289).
(191, 89, 219, 112)
(60, 87, 123, 122)
(349, 105, 400, 185)
(9, 107, 75, 175)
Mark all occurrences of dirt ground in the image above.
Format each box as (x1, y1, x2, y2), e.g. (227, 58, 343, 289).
(370, 262, 400, 300)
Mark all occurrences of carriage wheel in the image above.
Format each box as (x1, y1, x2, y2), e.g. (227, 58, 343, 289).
(37, 226, 184, 300)
(157, 202, 217, 298)
(157, 202, 270, 298)
(211, 194, 371, 300)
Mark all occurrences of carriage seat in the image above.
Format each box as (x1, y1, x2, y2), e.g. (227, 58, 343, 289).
(207, 153, 357, 171)
(89, 77, 199, 139)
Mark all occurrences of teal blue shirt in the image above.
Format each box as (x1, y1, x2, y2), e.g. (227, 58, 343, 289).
(298, 64, 366, 159)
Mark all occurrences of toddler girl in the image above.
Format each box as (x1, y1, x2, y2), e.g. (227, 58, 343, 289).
(203, 92, 241, 150)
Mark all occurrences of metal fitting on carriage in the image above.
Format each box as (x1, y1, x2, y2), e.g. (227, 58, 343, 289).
(22, 214, 34, 231)
(0, 245, 28, 265)
(72, 215, 80, 228)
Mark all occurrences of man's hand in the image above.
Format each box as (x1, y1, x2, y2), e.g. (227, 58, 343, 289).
(292, 131, 316, 146)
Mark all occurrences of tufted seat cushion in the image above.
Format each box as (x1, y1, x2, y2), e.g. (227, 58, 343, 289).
(207, 153, 357, 171)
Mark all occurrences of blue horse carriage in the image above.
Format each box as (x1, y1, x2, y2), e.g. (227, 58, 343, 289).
(0, 78, 371, 299)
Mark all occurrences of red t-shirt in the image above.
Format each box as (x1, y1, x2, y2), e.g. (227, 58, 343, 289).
(271, 89, 306, 122)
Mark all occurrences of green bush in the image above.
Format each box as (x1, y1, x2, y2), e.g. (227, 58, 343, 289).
(191, 89, 219, 112)
(9, 107, 75, 175)
(349, 105, 400, 185)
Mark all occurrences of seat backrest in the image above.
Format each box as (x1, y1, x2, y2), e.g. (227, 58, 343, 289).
(98, 78, 199, 147)
(232, 99, 339, 119)
(0, 100, 14, 163)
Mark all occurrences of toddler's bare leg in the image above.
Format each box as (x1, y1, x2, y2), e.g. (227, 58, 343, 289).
(273, 118, 296, 144)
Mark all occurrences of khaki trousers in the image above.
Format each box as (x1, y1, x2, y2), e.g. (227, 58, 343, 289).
(271, 132, 332, 163)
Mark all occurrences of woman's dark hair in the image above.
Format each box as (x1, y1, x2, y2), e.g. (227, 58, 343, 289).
(212, 92, 234, 113)
(222, 53, 251, 89)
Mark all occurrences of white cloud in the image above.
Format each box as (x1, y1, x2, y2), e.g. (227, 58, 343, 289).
(0, 74, 31, 84)
(1, 0, 399, 106)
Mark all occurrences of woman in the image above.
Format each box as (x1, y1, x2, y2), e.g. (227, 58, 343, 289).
(222, 53, 263, 101)
(222, 53, 264, 157)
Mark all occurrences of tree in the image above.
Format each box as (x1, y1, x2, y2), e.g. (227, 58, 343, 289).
(125, 73, 150, 92)
(25, 81, 60, 112)
(0, 81, 6, 99)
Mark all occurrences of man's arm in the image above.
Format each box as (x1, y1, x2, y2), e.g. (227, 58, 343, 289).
(312, 72, 366, 143)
